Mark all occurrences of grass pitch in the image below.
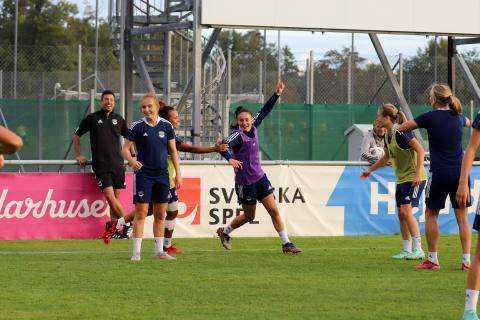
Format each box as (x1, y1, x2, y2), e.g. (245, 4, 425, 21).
(0, 235, 473, 320)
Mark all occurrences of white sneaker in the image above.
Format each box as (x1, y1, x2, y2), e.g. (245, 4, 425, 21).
(131, 255, 141, 261)
(154, 252, 176, 260)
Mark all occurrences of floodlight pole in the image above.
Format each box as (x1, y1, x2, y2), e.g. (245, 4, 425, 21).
(13, 0, 18, 99)
(191, 0, 202, 149)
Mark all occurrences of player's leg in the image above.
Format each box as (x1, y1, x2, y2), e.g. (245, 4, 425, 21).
(152, 181, 175, 260)
(451, 174, 472, 270)
(164, 187, 184, 254)
(131, 202, 149, 261)
(260, 194, 301, 254)
(464, 228, 480, 320)
(216, 182, 256, 250)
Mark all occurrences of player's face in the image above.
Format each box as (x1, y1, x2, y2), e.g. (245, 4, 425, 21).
(101, 94, 115, 113)
(376, 110, 389, 128)
(237, 112, 253, 132)
(140, 97, 159, 121)
(373, 122, 386, 137)
(168, 110, 180, 129)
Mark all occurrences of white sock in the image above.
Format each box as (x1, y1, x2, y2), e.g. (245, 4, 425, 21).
(465, 289, 479, 311)
(464, 254, 471, 265)
(428, 251, 438, 263)
(223, 225, 233, 235)
(164, 237, 172, 248)
(278, 230, 290, 245)
(403, 239, 412, 253)
(117, 217, 125, 227)
(132, 237, 142, 257)
(412, 236, 422, 250)
(154, 237, 164, 254)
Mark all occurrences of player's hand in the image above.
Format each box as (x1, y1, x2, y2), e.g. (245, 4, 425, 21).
(275, 80, 285, 96)
(360, 170, 371, 180)
(214, 143, 229, 152)
(0, 154, 4, 168)
(76, 155, 88, 166)
(456, 182, 470, 208)
(129, 160, 142, 171)
(228, 158, 243, 169)
(174, 175, 183, 189)
(411, 174, 422, 187)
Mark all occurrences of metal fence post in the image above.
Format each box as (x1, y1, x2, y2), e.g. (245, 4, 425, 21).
(309, 50, 314, 104)
(399, 53, 404, 92)
(78, 44, 82, 100)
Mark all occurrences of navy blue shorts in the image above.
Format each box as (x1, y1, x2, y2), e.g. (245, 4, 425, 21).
(168, 187, 178, 204)
(395, 180, 426, 208)
(425, 169, 471, 210)
(133, 171, 170, 203)
(235, 174, 274, 205)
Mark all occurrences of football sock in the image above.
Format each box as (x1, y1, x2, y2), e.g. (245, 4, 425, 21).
(223, 225, 233, 235)
(164, 237, 172, 248)
(278, 230, 290, 245)
(403, 239, 412, 253)
(464, 254, 471, 265)
(428, 251, 438, 263)
(412, 235, 422, 250)
(154, 237, 164, 254)
(465, 289, 479, 311)
(132, 238, 142, 257)
(117, 217, 125, 227)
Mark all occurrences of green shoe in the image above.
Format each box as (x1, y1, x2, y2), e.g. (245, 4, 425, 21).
(392, 250, 410, 259)
(406, 249, 425, 260)
(463, 310, 479, 320)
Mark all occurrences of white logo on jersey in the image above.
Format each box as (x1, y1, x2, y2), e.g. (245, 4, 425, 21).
(112, 119, 117, 125)
(159, 131, 165, 138)
(97, 120, 103, 124)
(405, 196, 411, 201)
(143, 132, 148, 137)
(138, 191, 144, 197)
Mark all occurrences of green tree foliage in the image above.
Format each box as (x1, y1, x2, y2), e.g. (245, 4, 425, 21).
(0, 0, 115, 72)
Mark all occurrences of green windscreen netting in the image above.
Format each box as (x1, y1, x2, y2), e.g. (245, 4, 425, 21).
(0, 98, 475, 171)
(230, 103, 476, 160)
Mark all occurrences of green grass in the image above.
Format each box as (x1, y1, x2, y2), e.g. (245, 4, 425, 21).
(0, 235, 474, 320)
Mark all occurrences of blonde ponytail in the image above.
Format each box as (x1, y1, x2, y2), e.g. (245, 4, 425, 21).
(449, 95, 462, 115)
(430, 84, 463, 115)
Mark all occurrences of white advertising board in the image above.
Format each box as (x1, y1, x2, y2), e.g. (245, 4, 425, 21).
(201, 0, 480, 36)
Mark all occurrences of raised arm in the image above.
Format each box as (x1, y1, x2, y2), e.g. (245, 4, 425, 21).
(253, 81, 284, 128)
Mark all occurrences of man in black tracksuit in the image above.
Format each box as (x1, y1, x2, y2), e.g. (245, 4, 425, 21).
(73, 90, 130, 243)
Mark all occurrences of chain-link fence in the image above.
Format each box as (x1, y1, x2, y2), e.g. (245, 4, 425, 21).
(1, 44, 480, 166)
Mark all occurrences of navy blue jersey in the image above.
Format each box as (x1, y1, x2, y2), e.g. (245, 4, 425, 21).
(127, 117, 175, 174)
(387, 130, 414, 149)
(220, 93, 279, 160)
(414, 109, 466, 172)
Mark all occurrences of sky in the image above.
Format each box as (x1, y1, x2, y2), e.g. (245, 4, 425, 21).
(68, 0, 477, 67)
